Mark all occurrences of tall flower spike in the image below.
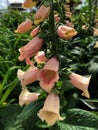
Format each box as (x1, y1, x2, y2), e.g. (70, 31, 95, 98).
(34, 4, 50, 25)
(19, 88, 40, 106)
(38, 57, 59, 93)
(17, 66, 39, 87)
(15, 19, 33, 33)
(69, 73, 91, 98)
(37, 92, 63, 126)
(22, 0, 37, 8)
(57, 25, 77, 39)
(18, 36, 43, 63)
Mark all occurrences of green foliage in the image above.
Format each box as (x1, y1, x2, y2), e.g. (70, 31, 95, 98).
(0, 104, 22, 130)
(56, 108, 98, 130)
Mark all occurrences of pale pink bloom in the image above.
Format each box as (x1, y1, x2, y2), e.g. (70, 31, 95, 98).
(18, 36, 43, 62)
(19, 88, 40, 106)
(34, 51, 48, 64)
(69, 73, 91, 98)
(37, 92, 63, 126)
(15, 19, 33, 33)
(34, 4, 50, 25)
(38, 57, 59, 93)
(30, 26, 40, 37)
(57, 25, 77, 39)
(17, 66, 39, 87)
(22, 0, 37, 8)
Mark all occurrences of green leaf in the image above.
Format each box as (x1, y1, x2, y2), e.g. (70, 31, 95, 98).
(57, 108, 98, 130)
(57, 123, 97, 130)
(88, 56, 98, 73)
(0, 104, 22, 130)
(14, 100, 43, 130)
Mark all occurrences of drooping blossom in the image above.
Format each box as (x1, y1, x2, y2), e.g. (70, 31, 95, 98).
(34, 51, 48, 64)
(69, 73, 91, 98)
(17, 66, 39, 87)
(22, 0, 37, 8)
(57, 25, 77, 39)
(19, 88, 40, 106)
(15, 19, 33, 33)
(37, 92, 63, 126)
(37, 57, 59, 93)
(18, 36, 43, 63)
(30, 26, 40, 37)
(34, 4, 50, 25)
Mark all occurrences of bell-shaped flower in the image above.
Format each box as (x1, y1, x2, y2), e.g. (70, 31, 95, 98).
(30, 26, 40, 37)
(15, 19, 33, 33)
(57, 25, 77, 39)
(34, 4, 50, 25)
(34, 51, 48, 64)
(18, 36, 43, 62)
(17, 66, 39, 87)
(22, 0, 37, 8)
(69, 73, 91, 98)
(37, 92, 63, 126)
(38, 57, 59, 93)
(19, 88, 40, 106)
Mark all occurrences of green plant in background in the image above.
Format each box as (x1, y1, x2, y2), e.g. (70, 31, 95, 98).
(0, 0, 98, 130)
(0, 10, 33, 107)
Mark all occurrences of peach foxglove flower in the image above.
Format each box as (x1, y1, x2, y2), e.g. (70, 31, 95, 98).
(34, 4, 50, 25)
(19, 88, 40, 106)
(18, 36, 43, 62)
(17, 66, 39, 87)
(15, 19, 33, 33)
(34, 51, 48, 64)
(57, 25, 77, 39)
(37, 92, 63, 126)
(30, 26, 40, 37)
(38, 57, 59, 93)
(69, 73, 91, 98)
(22, 0, 37, 8)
